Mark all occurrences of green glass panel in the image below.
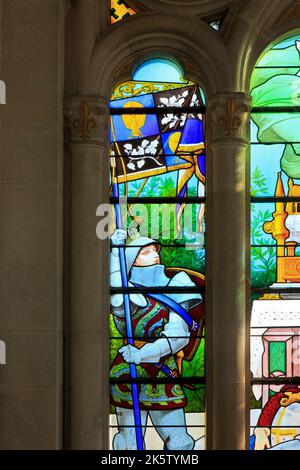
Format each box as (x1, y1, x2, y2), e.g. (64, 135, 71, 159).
(250, 35, 300, 298)
(110, 203, 205, 245)
(269, 341, 286, 375)
(250, 141, 298, 197)
(281, 144, 300, 178)
(252, 73, 300, 107)
(251, 111, 300, 145)
(251, 39, 300, 91)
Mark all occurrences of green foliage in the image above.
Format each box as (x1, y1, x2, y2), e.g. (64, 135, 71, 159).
(187, 186, 198, 196)
(127, 174, 200, 198)
(160, 245, 205, 274)
(110, 314, 122, 367)
(128, 180, 144, 197)
(251, 207, 276, 288)
(184, 385, 205, 413)
(250, 391, 262, 410)
(183, 338, 205, 378)
(183, 337, 205, 412)
(251, 246, 276, 288)
(251, 166, 269, 196)
(157, 176, 176, 197)
(127, 175, 177, 198)
(251, 208, 273, 245)
(128, 202, 203, 244)
(143, 176, 162, 197)
(110, 314, 123, 413)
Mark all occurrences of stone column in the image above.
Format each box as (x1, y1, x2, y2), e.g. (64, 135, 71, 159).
(65, 96, 110, 449)
(206, 93, 251, 450)
(65, 0, 105, 96)
(74, 0, 101, 93)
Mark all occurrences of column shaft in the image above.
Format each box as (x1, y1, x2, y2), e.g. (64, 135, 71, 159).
(66, 97, 110, 449)
(206, 93, 251, 449)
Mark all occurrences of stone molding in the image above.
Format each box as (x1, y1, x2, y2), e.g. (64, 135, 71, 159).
(225, 0, 298, 91)
(136, 0, 235, 17)
(88, 12, 231, 96)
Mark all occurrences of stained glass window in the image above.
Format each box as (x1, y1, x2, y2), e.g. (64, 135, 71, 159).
(250, 35, 300, 451)
(111, 0, 137, 25)
(209, 20, 221, 31)
(109, 58, 206, 450)
(0, 80, 5, 104)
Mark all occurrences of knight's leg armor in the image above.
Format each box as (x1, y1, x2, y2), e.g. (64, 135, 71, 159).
(149, 409, 195, 450)
(113, 407, 147, 450)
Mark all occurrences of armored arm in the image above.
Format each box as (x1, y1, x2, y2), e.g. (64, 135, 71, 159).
(119, 302, 190, 364)
(161, 305, 190, 353)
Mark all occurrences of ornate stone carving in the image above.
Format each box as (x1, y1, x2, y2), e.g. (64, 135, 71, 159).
(73, 102, 97, 140)
(65, 97, 108, 145)
(208, 94, 251, 141)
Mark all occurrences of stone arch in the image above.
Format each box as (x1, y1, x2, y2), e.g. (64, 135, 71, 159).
(247, 21, 300, 90)
(87, 12, 232, 98)
(136, 0, 236, 18)
(225, 0, 298, 92)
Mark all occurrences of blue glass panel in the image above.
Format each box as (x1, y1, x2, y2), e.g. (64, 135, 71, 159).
(133, 59, 186, 84)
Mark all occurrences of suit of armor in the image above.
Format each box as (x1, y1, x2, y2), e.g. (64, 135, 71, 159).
(110, 230, 202, 450)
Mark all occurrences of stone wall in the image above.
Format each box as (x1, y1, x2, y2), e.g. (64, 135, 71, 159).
(0, 0, 64, 449)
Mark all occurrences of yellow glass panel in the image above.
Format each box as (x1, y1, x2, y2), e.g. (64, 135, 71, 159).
(111, 0, 136, 24)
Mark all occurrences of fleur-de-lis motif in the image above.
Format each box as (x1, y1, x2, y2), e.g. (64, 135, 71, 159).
(218, 98, 248, 138)
(72, 102, 96, 140)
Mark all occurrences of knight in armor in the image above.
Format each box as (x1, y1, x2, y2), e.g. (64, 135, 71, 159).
(110, 228, 203, 450)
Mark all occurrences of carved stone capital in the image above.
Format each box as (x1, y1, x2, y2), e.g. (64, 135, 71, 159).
(64, 96, 108, 146)
(207, 93, 251, 142)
